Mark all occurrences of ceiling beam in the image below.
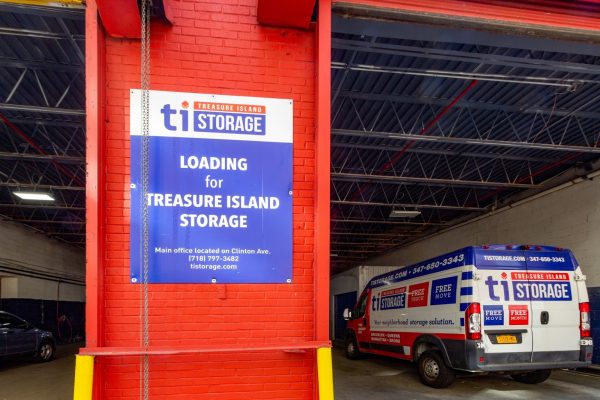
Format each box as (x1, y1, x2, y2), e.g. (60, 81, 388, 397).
(330, 199, 485, 212)
(5, 117, 84, 128)
(0, 151, 84, 163)
(0, 203, 84, 211)
(331, 141, 566, 164)
(0, 58, 82, 72)
(332, 218, 446, 226)
(0, 103, 85, 116)
(332, 242, 405, 247)
(332, 172, 540, 189)
(0, 26, 84, 40)
(0, 182, 84, 191)
(332, 129, 600, 154)
(331, 232, 421, 237)
(6, 219, 84, 225)
(332, 38, 600, 76)
(332, 62, 579, 88)
(336, 91, 600, 121)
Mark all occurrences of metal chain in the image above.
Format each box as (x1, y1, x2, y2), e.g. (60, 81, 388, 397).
(140, 1, 151, 400)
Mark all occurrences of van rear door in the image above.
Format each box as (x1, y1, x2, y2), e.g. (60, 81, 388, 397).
(476, 249, 533, 364)
(523, 250, 580, 361)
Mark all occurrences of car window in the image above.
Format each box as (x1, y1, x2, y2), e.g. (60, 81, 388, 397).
(0, 313, 28, 329)
(0, 313, 11, 327)
(353, 292, 368, 319)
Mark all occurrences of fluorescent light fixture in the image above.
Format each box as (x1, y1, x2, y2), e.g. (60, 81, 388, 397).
(13, 191, 55, 201)
(389, 209, 421, 218)
(330, 253, 338, 257)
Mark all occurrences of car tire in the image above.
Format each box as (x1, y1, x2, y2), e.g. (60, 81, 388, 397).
(511, 369, 552, 384)
(417, 350, 455, 388)
(344, 333, 362, 360)
(35, 340, 55, 362)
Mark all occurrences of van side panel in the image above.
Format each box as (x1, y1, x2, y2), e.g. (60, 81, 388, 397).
(365, 250, 470, 360)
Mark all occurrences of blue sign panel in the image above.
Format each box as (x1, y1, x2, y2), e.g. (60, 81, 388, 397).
(430, 276, 458, 305)
(512, 281, 572, 301)
(483, 305, 504, 326)
(130, 91, 293, 283)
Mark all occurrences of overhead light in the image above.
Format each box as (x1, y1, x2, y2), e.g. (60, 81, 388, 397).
(389, 209, 421, 218)
(330, 253, 338, 257)
(13, 191, 55, 201)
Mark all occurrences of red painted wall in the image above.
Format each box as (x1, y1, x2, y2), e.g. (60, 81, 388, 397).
(97, 1, 317, 398)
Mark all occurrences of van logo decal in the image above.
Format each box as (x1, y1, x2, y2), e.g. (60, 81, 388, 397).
(508, 305, 529, 325)
(430, 276, 457, 305)
(372, 287, 407, 311)
(408, 282, 429, 308)
(485, 273, 572, 301)
(160, 101, 267, 135)
(483, 305, 504, 325)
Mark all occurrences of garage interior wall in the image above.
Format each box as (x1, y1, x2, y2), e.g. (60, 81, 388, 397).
(369, 176, 600, 283)
(0, 220, 85, 341)
(87, 0, 320, 398)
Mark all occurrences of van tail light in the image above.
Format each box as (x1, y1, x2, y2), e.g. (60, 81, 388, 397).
(465, 303, 482, 340)
(579, 302, 591, 338)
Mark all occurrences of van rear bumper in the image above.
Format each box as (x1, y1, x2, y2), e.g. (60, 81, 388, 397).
(454, 340, 593, 372)
(477, 360, 590, 372)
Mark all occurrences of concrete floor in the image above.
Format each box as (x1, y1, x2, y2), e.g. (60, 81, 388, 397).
(333, 348, 600, 400)
(2, 344, 599, 399)
(0, 344, 79, 400)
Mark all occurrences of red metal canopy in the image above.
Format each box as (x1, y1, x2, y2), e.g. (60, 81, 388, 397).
(257, 0, 316, 29)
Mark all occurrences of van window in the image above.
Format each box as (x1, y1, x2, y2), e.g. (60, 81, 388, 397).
(353, 293, 368, 319)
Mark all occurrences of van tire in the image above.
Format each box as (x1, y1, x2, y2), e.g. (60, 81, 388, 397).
(510, 369, 552, 384)
(344, 333, 362, 360)
(417, 350, 455, 388)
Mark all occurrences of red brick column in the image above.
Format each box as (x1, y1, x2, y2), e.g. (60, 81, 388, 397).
(87, 1, 321, 398)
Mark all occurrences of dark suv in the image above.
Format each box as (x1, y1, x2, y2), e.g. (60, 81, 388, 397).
(0, 311, 55, 362)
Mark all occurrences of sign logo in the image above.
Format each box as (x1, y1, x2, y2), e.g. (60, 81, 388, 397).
(509, 305, 529, 325)
(430, 276, 457, 305)
(372, 288, 406, 311)
(483, 305, 504, 326)
(160, 101, 267, 135)
(408, 282, 429, 308)
(485, 272, 572, 301)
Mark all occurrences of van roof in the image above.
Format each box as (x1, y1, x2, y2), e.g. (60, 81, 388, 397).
(366, 245, 577, 290)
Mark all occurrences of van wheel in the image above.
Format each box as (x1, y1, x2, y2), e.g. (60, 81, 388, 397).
(417, 350, 455, 388)
(511, 370, 552, 384)
(344, 334, 362, 360)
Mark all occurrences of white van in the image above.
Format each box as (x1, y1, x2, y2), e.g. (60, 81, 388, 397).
(343, 245, 593, 388)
